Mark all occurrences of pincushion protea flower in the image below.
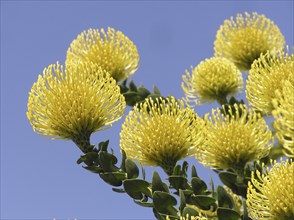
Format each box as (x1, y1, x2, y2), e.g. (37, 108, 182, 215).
(120, 97, 204, 174)
(182, 57, 243, 105)
(246, 49, 294, 115)
(66, 27, 139, 82)
(247, 159, 294, 220)
(27, 62, 125, 151)
(214, 12, 285, 70)
(272, 79, 294, 157)
(196, 104, 273, 171)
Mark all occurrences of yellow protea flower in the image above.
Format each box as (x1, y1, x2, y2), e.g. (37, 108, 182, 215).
(196, 104, 273, 170)
(182, 57, 243, 105)
(120, 97, 204, 174)
(66, 27, 139, 82)
(27, 62, 126, 151)
(272, 80, 294, 157)
(247, 159, 294, 220)
(246, 49, 294, 115)
(214, 12, 285, 70)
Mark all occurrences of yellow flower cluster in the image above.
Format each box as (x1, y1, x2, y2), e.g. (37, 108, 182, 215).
(247, 159, 294, 220)
(272, 79, 294, 157)
(120, 97, 204, 174)
(66, 27, 139, 82)
(27, 63, 125, 150)
(196, 104, 273, 170)
(214, 12, 285, 70)
(182, 57, 243, 105)
(246, 49, 294, 115)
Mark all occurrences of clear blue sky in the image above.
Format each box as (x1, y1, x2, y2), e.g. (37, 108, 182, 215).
(1, 1, 293, 219)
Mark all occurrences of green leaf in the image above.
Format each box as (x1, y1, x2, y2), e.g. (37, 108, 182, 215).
(153, 191, 178, 216)
(191, 177, 207, 195)
(112, 188, 125, 193)
(217, 208, 241, 220)
(137, 87, 151, 98)
(99, 151, 119, 172)
(190, 195, 216, 210)
(98, 140, 109, 151)
(120, 150, 127, 172)
(123, 92, 140, 106)
(217, 186, 234, 209)
(191, 165, 198, 178)
(99, 172, 126, 186)
(219, 172, 237, 191)
(173, 164, 181, 176)
(83, 165, 103, 174)
(153, 86, 161, 95)
(134, 200, 154, 207)
(123, 179, 151, 200)
(129, 80, 138, 92)
(179, 189, 186, 214)
(182, 207, 199, 219)
(168, 176, 188, 190)
(125, 159, 139, 179)
(152, 171, 169, 193)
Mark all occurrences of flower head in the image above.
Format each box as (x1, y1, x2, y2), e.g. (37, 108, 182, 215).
(214, 12, 285, 70)
(182, 57, 243, 105)
(272, 80, 294, 157)
(27, 62, 126, 150)
(246, 49, 294, 115)
(247, 159, 294, 220)
(120, 97, 204, 174)
(196, 104, 273, 170)
(66, 27, 139, 82)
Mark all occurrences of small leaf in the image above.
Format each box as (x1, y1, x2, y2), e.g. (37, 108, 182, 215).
(129, 80, 138, 92)
(137, 87, 151, 98)
(217, 208, 241, 220)
(120, 150, 127, 172)
(98, 140, 109, 151)
(123, 179, 151, 200)
(181, 161, 188, 177)
(112, 188, 125, 193)
(153, 86, 161, 95)
(152, 171, 169, 193)
(191, 165, 198, 178)
(153, 191, 178, 216)
(125, 158, 139, 179)
(182, 207, 199, 219)
(168, 176, 189, 190)
(123, 92, 140, 106)
(217, 186, 234, 209)
(173, 164, 181, 176)
(99, 172, 126, 186)
(191, 177, 207, 195)
(179, 189, 186, 214)
(219, 172, 237, 192)
(134, 200, 154, 207)
(83, 165, 103, 174)
(190, 195, 216, 210)
(99, 151, 119, 172)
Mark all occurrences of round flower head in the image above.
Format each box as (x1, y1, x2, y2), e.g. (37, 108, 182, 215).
(214, 12, 285, 70)
(196, 104, 273, 170)
(247, 159, 294, 220)
(27, 62, 126, 151)
(182, 57, 243, 105)
(120, 97, 204, 174)
(66, 27, 139, 82)
(272, 80, 294, 157)
(246, 49, 294, 115)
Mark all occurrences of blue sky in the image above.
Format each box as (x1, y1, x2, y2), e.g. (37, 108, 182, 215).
(1, 1, 293, 219)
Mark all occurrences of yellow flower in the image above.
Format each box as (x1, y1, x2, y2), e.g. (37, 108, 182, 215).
(246, 49, 294, 115)
(120, 97, 204, 174)
(247, 159, 294, 220)
(182, 57, 243, 105)
(272, 80, 294, 157)
(196, 104, 273, 170)
(214, 12, 285, 70)
(27, 62, 126, 151)
(66, 27, 139, 82)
